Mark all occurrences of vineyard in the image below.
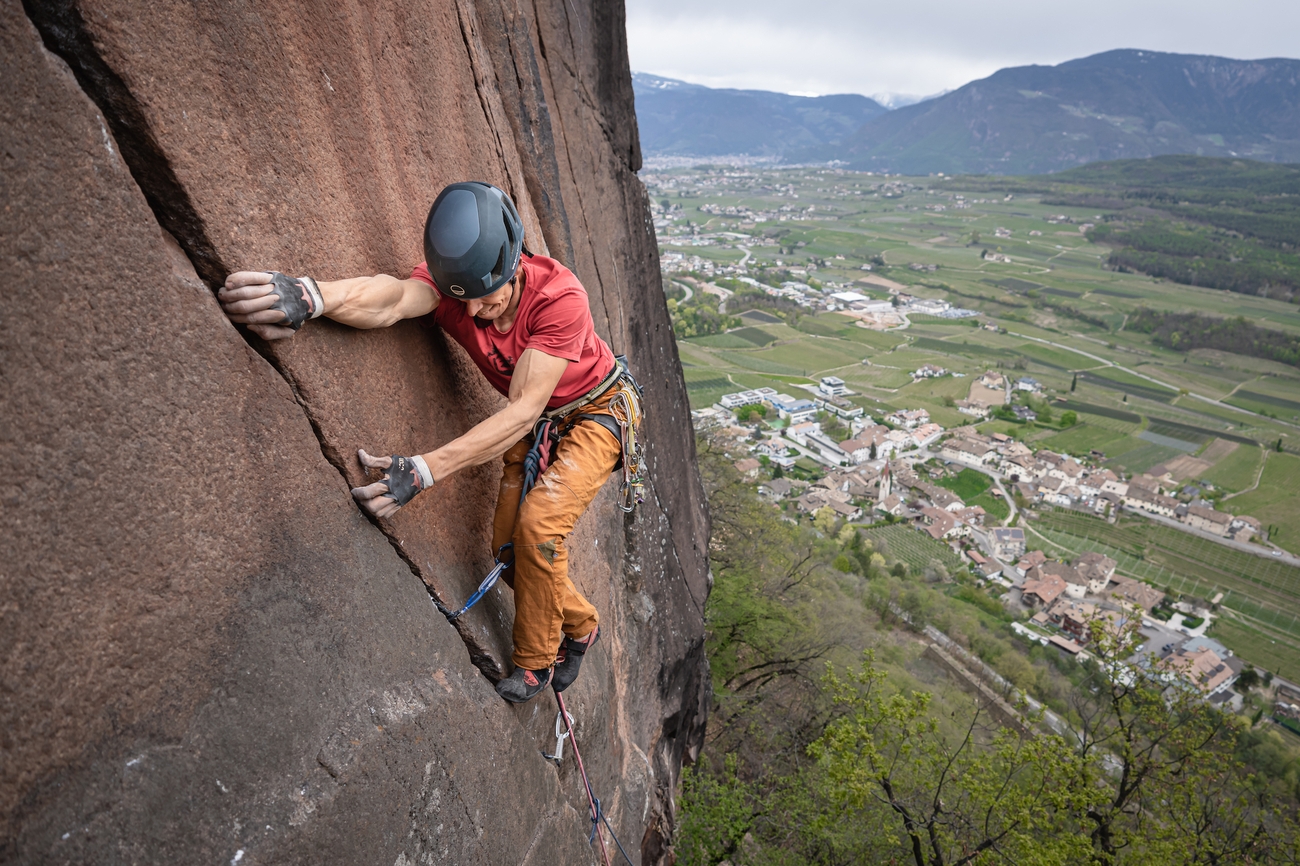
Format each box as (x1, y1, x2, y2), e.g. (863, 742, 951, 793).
(862, 524, 966, 575)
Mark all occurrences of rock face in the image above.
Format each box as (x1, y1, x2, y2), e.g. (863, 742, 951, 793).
(0, 1, 709, 863)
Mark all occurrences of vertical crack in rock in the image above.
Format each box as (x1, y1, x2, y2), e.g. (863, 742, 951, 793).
(22, 0, 504, 681)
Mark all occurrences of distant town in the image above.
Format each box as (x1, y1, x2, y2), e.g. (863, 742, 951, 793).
(694, 369, 1275, 707)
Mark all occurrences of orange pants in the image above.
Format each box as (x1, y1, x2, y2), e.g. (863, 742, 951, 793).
(491, 396, 621, 670)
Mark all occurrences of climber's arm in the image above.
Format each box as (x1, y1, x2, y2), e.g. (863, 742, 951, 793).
(219, 271, 439, 340)
(350, 348, 569, 518)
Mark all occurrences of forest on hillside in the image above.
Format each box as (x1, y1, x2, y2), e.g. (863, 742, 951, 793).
(1126, 308, 1300, 369)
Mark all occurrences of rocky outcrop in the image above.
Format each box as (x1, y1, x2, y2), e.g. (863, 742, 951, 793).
(0, 0, 709, 862)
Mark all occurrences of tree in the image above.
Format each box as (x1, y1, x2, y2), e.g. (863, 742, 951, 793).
(1237, 665, 1261, 693)
(1060, 410, 1078, 427)
(869, 441, 878, 460)
(1071, 373, 1078, 391)
(813, 506, 838, 535)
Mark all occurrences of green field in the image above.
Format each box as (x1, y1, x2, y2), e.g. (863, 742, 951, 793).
(1229, 452, 1300, 552)
(1203, 444, 1263, 492)
(937, 468, 992, 501)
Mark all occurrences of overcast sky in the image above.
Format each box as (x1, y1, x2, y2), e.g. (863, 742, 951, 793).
(626, 0, 1300, 104)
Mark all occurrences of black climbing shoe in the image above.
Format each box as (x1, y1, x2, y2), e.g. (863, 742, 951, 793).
(552, 626, 601, 693)
(495, 665, 553, 703)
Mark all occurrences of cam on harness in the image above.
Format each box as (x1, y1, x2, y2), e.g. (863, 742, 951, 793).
(433, 355, 645, 622)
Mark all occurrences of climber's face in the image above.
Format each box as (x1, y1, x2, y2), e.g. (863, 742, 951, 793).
(465, 277, 518, 321)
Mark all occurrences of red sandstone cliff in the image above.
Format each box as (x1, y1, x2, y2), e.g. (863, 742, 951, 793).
(0, 1, 709, 862)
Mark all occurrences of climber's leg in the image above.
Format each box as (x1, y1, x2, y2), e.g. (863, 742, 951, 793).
(491, 436, 532, 589)
(507, 414, 620, 672)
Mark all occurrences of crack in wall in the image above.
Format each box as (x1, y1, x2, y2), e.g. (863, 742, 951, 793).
(23, 0, 504, 682)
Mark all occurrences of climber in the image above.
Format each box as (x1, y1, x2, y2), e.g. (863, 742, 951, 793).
(217, 181, 643, 704)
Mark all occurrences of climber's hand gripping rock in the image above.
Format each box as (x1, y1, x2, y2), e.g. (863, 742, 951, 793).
(351, 450, 434, 518)
(218, 271, 324, 340)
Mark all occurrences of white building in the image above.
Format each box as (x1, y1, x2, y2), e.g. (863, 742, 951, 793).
(818, 376, 849, 397)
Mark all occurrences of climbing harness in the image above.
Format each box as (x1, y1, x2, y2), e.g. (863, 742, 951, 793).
(547, 355, 647, 513)
(431, 356, 645, 623)
(554, 690, 635, 866)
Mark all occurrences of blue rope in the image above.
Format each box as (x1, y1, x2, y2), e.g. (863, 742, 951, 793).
(588, 797, 601, 843)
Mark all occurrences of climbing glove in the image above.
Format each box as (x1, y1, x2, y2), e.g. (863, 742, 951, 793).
(266, 272, 325, 330)
(384, 454, 435, 507)
(352, 450, 435, 517)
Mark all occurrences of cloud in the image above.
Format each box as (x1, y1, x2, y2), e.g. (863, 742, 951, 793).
(626, 0, 1300, 97)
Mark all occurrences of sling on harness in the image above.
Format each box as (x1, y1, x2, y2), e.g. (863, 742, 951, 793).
(432, 356, 646, 623)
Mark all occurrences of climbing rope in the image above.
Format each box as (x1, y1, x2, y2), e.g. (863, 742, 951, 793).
(554, 690, 635, 866)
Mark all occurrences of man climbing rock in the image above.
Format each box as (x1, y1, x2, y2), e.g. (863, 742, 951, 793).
(217, 181, 642, 703)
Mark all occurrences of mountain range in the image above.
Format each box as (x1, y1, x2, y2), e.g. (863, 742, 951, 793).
(635, 50, 1300, 174)
(631, 72, 887, 158)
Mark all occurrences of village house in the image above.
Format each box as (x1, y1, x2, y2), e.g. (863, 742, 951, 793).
(917, 506, 969, 540)
(1031, 561, 1087, 599)
(1048, 458, 1085, 484)
(1229, 515, 1262, 542)
(1100, 478, 1129, 497)
(1022, 569, 1068, 608)
(1124, 487, 1179, 518)
(1183, 505, 1232, 537)
(758, 477, 795, 501)
(886, 408, 930, 429)
(839, 438, 874, 464)
(991, 527, 1026, 560)
(786, 421, 821, 447)
(1159, 642, 1242, 695)
(886, 428, 918, 452)
(1015, 377, 1043, 393)
(1074, 552, 1118, 594)
(955, 399, 989, 418)
(978, 370, 1006, 390)
(955, 505, 987, 526)
(912, 422, 945, 448)
(733, 458, 761, 479)
(1107, 574, 1164, 613)
(941, 438, 996, 465)
(913, 364, 946, 379)
(1012, 549, 1048, 579)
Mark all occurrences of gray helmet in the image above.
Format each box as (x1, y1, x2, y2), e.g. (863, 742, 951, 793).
(423, 181, 525, 299)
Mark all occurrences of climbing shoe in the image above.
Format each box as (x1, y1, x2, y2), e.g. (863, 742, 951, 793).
(551, 627, 601, 693)
(495, 665, 553, 703)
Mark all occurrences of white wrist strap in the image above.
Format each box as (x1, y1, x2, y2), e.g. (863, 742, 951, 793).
(410, 455, 435, 488)
(300, 276, 325, 319)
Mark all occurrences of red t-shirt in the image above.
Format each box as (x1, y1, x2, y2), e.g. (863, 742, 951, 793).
(410, 254, 616, 410)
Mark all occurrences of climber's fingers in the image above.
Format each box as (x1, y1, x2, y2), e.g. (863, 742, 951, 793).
(358, 449, 394, 471)
(351, 480, 400, 518)
(219, 272, 296, 340)
(222, 271, 277, 293)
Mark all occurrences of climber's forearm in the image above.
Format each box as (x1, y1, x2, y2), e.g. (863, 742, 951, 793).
(423, 348, 570, 481)
(423, 400, 542, 479)
(318, 275, 439, 329)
